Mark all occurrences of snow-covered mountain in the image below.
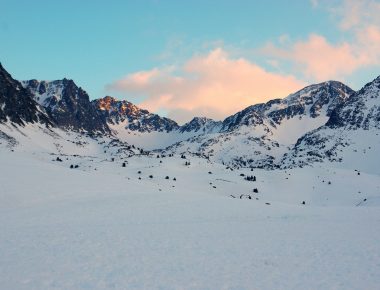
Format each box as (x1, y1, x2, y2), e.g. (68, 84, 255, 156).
(179, 117, 222, 134)
(22, 79, 109, 134)
(164, 81, 354, 168)
(284, 76, 380, 173)
(92, 96, 224, 150)
(4, 62, 380, 172)
(0, 64, 141, 161)
(93, 96, 179, 133)
(220, 81, 353, 132)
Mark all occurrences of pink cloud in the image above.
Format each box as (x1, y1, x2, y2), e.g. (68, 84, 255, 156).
(263, 26, 380, 82)
(261, 0, 380, 82)
(107, 48, 305, 124)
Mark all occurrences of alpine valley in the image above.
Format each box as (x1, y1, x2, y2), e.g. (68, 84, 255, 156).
(1, 63, 380, 290)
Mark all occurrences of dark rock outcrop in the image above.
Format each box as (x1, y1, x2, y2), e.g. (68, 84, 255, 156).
(0, 63, 52, 126)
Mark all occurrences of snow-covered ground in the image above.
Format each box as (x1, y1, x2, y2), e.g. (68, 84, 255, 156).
(1, 142, 380, 289)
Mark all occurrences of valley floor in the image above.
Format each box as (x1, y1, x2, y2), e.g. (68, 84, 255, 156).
(1, 150, 380, 290)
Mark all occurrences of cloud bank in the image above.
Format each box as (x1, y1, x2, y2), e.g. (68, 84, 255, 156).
(107, 48, 304, 124)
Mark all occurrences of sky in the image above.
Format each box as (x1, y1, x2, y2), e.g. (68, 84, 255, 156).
(2, 0, 380, 124)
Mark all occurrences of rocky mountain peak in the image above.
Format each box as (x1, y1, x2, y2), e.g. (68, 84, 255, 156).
(22, 78, 109, 134)
(0, 63, 52, 126)
(179, 117, 222, 133)
(326, 75, 380, 129)
(220, 81, 353, 133)
(93, 96, 179, 133)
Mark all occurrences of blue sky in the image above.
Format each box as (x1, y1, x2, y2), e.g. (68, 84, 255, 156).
(2, 0, 380, 122)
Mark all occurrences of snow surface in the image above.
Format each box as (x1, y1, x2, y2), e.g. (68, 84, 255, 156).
(1, 124, 380, 290)
(109, 120, 215, 151)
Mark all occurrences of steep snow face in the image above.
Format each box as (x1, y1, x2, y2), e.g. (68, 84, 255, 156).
(165, 81, 353, 168)
(21, 80, 65, 108)
(0, 64, 52, 126)
(284, 76, 380, 171)
(326, 76, 380, 129)
(22, 79, 109, 134)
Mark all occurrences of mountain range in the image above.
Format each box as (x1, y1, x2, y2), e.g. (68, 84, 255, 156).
(1, 62, 379, 170)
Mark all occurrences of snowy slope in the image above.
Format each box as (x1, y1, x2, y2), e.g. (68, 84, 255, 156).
(1, 145, 380, 290)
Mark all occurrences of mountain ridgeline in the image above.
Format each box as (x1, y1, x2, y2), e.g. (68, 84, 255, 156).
(21, 79, 110, 134)
(1, 62, 380, 169)
(0, 63, 51, 126)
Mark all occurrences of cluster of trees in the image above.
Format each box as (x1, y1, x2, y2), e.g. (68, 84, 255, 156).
(245, 175, 256, 181)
